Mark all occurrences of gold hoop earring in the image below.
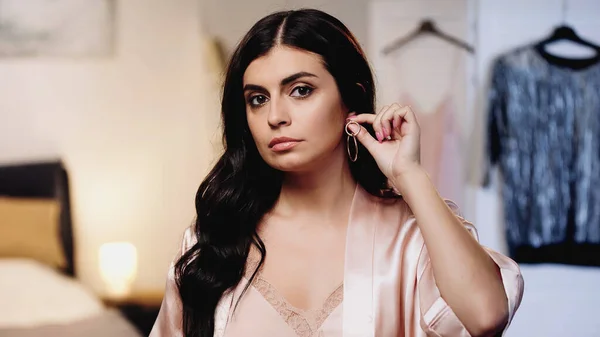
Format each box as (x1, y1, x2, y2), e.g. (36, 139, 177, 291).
(345, 120, 360, 162)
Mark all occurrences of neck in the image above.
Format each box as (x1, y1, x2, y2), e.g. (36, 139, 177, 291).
(276, 153, 356, 220)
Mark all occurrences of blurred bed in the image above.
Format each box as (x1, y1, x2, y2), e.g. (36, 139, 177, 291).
(0, 161, 141, 337)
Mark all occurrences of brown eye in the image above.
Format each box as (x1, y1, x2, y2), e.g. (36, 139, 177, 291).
(291, 86, 313, 98)
(249, 95, 268, 107)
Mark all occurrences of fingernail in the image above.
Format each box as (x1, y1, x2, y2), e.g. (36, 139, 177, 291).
(376, 131, 382, 142)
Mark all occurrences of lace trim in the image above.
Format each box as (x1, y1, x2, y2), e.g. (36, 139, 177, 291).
(245, 255, 343, 337)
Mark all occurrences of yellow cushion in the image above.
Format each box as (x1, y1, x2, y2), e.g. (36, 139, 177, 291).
(0, 197, 66, 268)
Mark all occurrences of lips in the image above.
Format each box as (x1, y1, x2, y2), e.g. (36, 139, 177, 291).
(268, 136, 301, 148)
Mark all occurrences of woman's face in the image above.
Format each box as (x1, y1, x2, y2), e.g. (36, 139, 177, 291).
(243, 46, 348, 172)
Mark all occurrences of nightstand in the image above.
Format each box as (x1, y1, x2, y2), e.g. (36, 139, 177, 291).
(102, 291, 164, 336)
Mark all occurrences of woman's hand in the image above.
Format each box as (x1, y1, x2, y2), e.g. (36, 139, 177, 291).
(347, 103, 422, 186)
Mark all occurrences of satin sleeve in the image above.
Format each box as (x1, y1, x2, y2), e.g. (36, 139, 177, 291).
(417, 202, 524, 336)
(149, 226, 196, 337)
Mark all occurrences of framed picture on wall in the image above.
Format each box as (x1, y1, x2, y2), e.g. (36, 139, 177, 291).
(0, 0, 116, 57)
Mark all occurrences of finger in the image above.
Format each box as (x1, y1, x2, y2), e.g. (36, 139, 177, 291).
(392, 114, 401, 132)
(347, 112, 376, 124)
(392, 105, 420, 135)
(374, 105, 393, 141)
(381, 103, 404, 140)
(346, 121, 378, 153)
(397, 105, 418, 126)
(381, 104, 401, 139)
(391, 107, 406, 138)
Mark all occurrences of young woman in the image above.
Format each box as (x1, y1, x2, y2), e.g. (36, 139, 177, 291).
(150, 8, 523, 337)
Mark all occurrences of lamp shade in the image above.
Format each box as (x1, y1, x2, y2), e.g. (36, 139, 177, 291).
(98, 241, 137, 298)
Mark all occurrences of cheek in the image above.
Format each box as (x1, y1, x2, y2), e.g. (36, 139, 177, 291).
(312, 116, 343, 136)
(314, 96, 346, 138)
(305, 111, 345, 148)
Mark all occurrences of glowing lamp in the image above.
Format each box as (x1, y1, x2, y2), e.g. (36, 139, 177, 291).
(98, 242, 137, 298)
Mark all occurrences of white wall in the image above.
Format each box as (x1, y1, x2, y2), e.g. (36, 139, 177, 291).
(0, 0, 222, 294)
(201, 0, 371, 54)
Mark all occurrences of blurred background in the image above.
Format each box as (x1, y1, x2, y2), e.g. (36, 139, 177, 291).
(0, 0, 598, 336)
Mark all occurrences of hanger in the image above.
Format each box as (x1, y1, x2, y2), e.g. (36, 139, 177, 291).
(382, 18, 474, 55)
(536, 25, 600, 52)
(536, 0, 600, 52)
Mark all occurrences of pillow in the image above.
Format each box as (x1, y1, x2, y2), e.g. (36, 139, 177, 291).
(0, 258, 105, 328)
(0, 197, 66, 269)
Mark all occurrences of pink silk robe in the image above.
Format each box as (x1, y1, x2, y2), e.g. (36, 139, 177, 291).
(150, 184, 524, 337)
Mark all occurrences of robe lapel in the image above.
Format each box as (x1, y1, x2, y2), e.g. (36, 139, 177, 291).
(343, 184, 378, 337)
(214, 286, 237, 337)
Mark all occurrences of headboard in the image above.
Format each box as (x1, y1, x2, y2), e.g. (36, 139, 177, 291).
(0, 160, 75, 276)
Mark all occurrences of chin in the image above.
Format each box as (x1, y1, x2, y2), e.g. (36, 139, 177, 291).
(264, 148, 343, 173)
(266, 154, 315, 172)
(259, 141, 345, 173)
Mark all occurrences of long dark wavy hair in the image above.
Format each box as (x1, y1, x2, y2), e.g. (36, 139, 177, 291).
(175, 8, 396, 337)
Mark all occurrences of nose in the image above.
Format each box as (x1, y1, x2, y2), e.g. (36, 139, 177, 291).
(267, 97, 291, 128)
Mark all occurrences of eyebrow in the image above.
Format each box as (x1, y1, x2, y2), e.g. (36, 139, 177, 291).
(243, 71, 318, 92)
